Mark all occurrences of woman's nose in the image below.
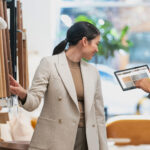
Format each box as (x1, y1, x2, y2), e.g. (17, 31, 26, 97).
(95, 48, 98, 53)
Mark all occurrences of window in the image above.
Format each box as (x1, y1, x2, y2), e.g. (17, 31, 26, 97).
(58, 0, 150, 64)
(56, 0, 150, 116)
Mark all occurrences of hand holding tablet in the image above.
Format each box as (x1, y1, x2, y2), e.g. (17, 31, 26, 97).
(135, 78, 150, 93)
(114, 65, 150, 91)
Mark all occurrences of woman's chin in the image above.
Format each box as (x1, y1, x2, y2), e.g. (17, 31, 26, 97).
(87, 56, 93, 60)
(83, 55, 93, 61)
(85, 57, 92, 61)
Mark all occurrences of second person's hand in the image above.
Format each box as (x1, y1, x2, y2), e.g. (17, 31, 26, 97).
(135, 78, 150, 93)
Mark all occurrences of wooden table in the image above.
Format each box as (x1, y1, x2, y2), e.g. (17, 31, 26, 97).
(0, 141, 30, 150)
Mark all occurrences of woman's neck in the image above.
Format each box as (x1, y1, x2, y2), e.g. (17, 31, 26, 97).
(65, 46, 82, 63)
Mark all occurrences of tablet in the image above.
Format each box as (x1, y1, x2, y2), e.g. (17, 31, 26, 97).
(114, 65, 150, 91)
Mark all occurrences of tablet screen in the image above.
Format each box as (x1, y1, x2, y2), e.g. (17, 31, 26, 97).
(114, 65, 150, 91)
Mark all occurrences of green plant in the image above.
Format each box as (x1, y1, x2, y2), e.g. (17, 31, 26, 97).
(75, 15, 133, 59)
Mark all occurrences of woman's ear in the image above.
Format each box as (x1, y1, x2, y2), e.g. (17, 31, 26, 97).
(81, 37, 88, 47)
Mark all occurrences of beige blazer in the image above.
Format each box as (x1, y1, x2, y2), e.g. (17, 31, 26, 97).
(21, 51, 108, 150)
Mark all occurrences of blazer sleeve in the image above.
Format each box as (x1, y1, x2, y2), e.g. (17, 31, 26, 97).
(20, 57, 51, 111)
(94, 70, 108, 150)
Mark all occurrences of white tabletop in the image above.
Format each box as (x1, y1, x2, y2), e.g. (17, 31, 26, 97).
(108, 144, 150, 150)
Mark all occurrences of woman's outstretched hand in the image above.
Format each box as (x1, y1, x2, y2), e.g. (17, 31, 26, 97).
(9, 75, 27, 99)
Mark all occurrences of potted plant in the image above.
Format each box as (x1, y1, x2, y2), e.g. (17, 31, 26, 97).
(75, 15, 133, 69)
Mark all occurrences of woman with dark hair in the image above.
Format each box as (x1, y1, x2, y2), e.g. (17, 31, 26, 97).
(9, 21, 108, 150)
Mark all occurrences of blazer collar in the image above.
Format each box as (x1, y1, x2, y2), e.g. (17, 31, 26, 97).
(55, 52, 79, 111)
(80, 59, 95, 122)
(55, 51, 95, 120)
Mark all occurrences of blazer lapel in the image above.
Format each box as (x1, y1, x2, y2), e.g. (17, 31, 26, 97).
(81, 60, 95, 121)
(55, 52, 79, 111)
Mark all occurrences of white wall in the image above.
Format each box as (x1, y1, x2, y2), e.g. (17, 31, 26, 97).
(20, 0, 61, 84)
(21, 0, 61, 57)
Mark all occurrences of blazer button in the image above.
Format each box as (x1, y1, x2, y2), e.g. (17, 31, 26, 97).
(73, 120, 76, 124)
(92, 124, 95, 127)
(58, 119, 62, 124)
(58, 97, 62, 101)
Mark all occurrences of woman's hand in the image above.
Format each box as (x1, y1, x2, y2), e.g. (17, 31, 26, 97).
(135, 78, 150, 93)
(9, 75, 27, 99)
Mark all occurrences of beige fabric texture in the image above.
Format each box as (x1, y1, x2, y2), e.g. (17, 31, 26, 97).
(67, 57, 85, 127)
(21, 51, 108, 150)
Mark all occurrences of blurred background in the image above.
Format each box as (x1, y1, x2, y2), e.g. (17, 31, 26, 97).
(1, 0, 150, 148)
(21, 0, 150, 119)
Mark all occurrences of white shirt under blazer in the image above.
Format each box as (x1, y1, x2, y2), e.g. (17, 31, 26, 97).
(21, 51, 108, 150)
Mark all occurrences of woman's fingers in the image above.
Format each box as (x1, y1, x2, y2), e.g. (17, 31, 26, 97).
(9, 74, 27, 98)
(10, 85, 27, 99)
(135, 80, 140, 87)
(9, 74, 15, 82)
(9, 74, 20, 87)
(9, 75, 16, 86)
(10, 85, 18, 95)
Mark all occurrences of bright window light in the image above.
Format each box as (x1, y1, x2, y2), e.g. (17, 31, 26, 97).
(98, 19, 104, 25)
(61, 14, 72, 27)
